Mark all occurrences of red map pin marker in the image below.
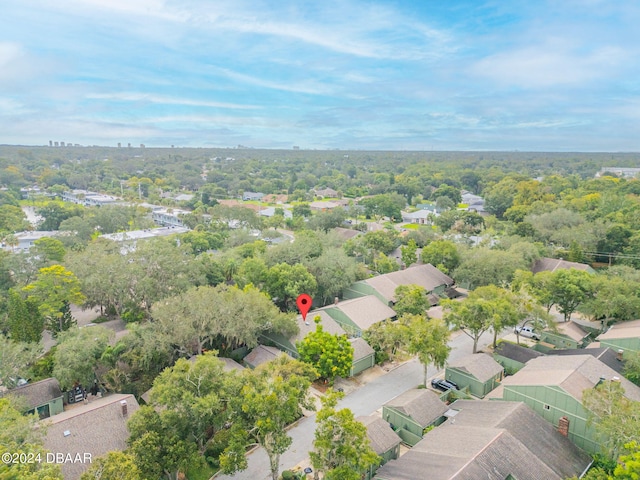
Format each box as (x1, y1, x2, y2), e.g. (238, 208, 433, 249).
(296, 294, 312, 321)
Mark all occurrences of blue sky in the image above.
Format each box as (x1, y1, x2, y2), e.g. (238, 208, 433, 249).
(2, 0, 639, 151)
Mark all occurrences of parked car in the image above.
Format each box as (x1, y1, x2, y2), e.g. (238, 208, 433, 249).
(431, 378, 458, 392)
(514, 325, 540, 340)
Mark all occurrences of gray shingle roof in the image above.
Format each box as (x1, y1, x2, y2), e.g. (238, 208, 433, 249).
(42, 394, 139, 480)
(349, 337, 375, 362)
(357, 415, 402, 455)
(3, 378, 62, 410)
(447, 353, 504, 383)
(493, 342, 544, 364)
(243, 345, 283, 368)
(547, 347, 624, 373)
(331, 295, 397, 331)
(597, 319, 640, 341)
(374, 400, 591, 480)
(501, 354, 640, 402)
(364, 264, 454, 303)
(292, 311, 346, 343)
(384, 389, 447, 428)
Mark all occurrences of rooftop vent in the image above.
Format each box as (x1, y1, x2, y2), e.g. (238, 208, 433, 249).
(120, 400, 128, 416)
(63, 430, 71, 437)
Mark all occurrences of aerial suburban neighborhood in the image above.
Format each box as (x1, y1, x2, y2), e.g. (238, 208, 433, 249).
(1, 146, 640, 480)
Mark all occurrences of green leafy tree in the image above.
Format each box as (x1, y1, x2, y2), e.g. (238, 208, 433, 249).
(400, 239, 418, 267)
(152, 284, 297, 354)
(549, 268, 594, 322)
(297, 317, 353, 383)
(80, 451, 142, 480)
(613, 442, 640, 478)
(623, 352, 640, 387)
(52, 325, 113, 390)
(443, 286, 516, 353)
(0, 334, 41, 389)
(265, 263, 317, 311)
(373, 253, 400, 274)
(51, 301, 77, 336)
(147, 353, 241, 457)
(582, 380, 640, 459)
(393, 284, 430, 316)
(405, 314, 451, 387)
(579, 275, 640, 328)
(0, 398, 63, 480)
(32, 237, 66, 262)
(128, 406, 200, 480)
(0, 204, 30, 233)
(36, 201, 84, 230)
(363, 316, 412, 363)
(310, 389, 380, 480)
(421, 240, 460, 273)
(221, 356, 317, 480)
(453, 248, 527, 289)
(23, 265, 85, 333)
(7, 289, 44, 343)
(306, 248, 360, 305)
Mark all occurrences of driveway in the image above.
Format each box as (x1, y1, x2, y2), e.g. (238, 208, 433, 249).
(214, 328, 497, 479)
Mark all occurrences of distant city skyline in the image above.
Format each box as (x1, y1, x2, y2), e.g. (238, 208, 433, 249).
(2, 1, 640, 152)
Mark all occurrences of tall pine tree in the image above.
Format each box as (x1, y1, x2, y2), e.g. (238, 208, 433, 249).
(7, 289, 44, 343)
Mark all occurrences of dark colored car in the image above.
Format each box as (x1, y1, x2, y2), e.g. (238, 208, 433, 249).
(431, 378, 458, 392)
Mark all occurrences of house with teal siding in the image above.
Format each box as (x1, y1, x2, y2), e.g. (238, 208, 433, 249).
(357, 415, 402, 480)
(2, 378, 64, 419)
(382, 389, 447, 446)
(493, 341, 543, 374)
(540, 321, 590, 349)
(495, 354, 640, 454)
(322, 295, 396, 337)
(260, 311, 377, 377)
(596, 319, 640, 357)
(343, 264, 454, 306)
(374, 400, 591, 480)
(445, 353, 504, 398)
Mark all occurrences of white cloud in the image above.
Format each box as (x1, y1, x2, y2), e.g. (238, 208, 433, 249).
(85, 92, 260, 110)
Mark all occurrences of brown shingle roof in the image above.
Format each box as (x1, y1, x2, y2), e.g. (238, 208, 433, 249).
(292, 311, 346, 343)
(42, 394, 140, 480)
(555, 321, 590, 342)
(243, 345, 283, 368)
(365, 264, 453, 303)
(501, 354, 640, 402)
(357, 415, 401, 455)
(349, 337, 375, 362)
(3, 378, 62, 410)
(597, 319, 640, 341)
(374, 400, 591, 480)
(447, 353, 504, 383)
(384, 389, 447, 429)
(331, 295, 397, 331)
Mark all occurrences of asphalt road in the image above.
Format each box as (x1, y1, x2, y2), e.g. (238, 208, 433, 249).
(214, 328, 497, 480)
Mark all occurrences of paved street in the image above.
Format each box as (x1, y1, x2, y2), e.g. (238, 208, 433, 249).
(215, 328, 497, 479)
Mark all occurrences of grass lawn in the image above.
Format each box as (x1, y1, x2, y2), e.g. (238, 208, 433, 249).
(402, 223, 419, 230)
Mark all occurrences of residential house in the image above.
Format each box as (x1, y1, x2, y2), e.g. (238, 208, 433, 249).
(309, 200, 341, 211)
(242, 191, 264, 201)
(445, 353, 504, 398)
(547, 347, 625, 374)
(261, 310, 377, 377)
(331, 227, 362, 242)
(321, 295, 397, 337)
(1, 230, 62, 252)
(357, 415, 402, 480)
(344, 264, 454, 307)
(257, 206, 293, 219)
(374, 400, 591, 480)
(218, 357, 246, 372)
(494, 354, 640, 453)
(151, 208, 190, 227)
(382, 389, 448, 446)
(539, 321, 591, 350)
(2, 378, 64, 419)
(349, 338, 376, 376)
(242, 345, 284, 369)
(42, 394, 140, 480)
(596, 319, 640, 357)
(596, 167, 640, 178)
(493, 341, 544, 374)
(313, 187, 338, 198)
(400, 210, 432, 225)
(61, 189, 118, 207)
(532, 257, 596, 274)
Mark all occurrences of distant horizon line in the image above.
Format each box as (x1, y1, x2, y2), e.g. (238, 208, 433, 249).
(1, 143, 639, 155)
